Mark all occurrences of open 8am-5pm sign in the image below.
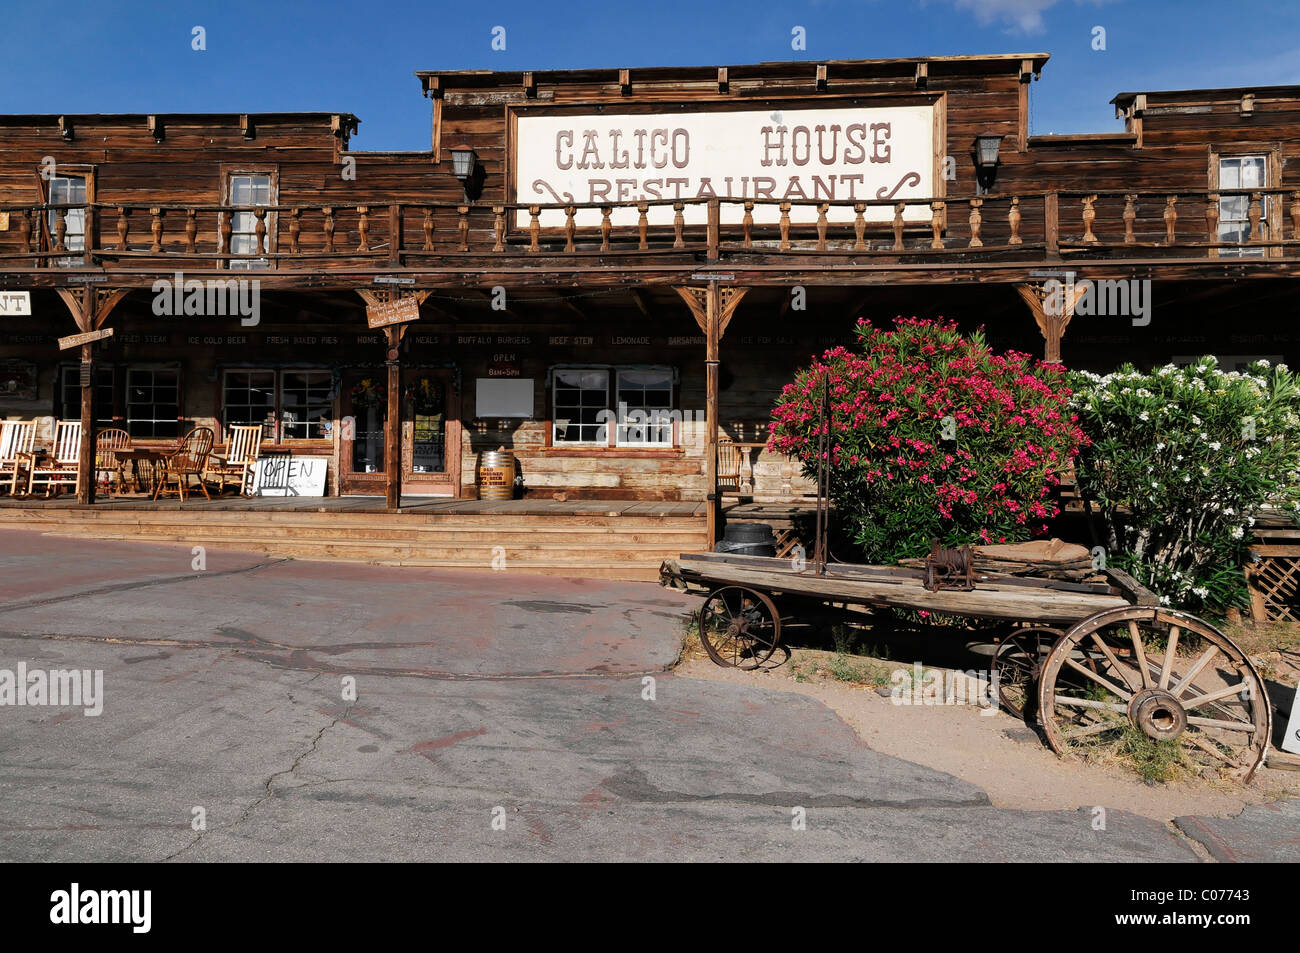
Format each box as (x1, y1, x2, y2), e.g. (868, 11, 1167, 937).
(512, 100, 940, 228)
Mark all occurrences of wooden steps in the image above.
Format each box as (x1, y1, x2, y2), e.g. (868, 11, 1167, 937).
(0, 507, 708, 581)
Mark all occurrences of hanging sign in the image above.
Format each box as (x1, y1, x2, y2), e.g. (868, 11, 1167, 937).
(58, 327, 114, 350)
(366, 296, 422, 329)
(515, 103, 936, 227)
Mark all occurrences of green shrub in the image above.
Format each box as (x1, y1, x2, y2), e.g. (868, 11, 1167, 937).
(1069, 358, 1300, 613)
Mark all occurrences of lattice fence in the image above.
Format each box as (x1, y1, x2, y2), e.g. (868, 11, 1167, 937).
(1247, 545, 1300, 622)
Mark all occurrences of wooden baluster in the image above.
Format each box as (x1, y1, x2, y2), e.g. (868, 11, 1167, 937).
(322, 207, 335, 253)
(600, 205, 612, 252)
(149, 207, 163, 253)
(18, 209, 31, 253)
(83, 205, 95, 265)
(458, 205, 470, 252)
(289, 208, 302, 254)
(742, 201, 754, 249)
(493, 206, 506, 252)
(673, 202, 685, 248)
(1081, 194, 1098, 243)
(1123, 194, 1137, 244)
(254, 208, 267, 255)
(422, 208, 434, 251)
(528, 206, 540, 253)
(778, 202, 791, 250)
(220, 210, 233, 255)
(386, 204, 399, 263)
(816, 203, 829, 251)
(564, 206, 576, 252)
(1163, 196, 1178, 245)
(53, 207, 67, 252)
(1008, 197, 1022, 245)
(116, 207, 130, 251)
(637, 202, 649, 250)
(892, 202, 905, 251)
(1248, 191, 1263, 243)
(968, 199, 983, 248)
(1206, 194, 1220, 254)
(853, 202, 866, 250)
(930, 201, 944, 249)
(1290, 192, 1300, 240)
(185, 208, 198, 253)
(356, 206, 370, 251)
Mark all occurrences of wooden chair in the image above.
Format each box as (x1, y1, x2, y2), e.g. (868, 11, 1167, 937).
(95, 429, 132, 496)
(716, 439, 743, 495)
(207, 424, 263, 495)
(0, 420, 37, 495)
(27, 420, 82, 497)
(152, 427, 214, 502)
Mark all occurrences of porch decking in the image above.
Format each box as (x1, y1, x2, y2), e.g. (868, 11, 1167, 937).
(0, 495, 724, 581)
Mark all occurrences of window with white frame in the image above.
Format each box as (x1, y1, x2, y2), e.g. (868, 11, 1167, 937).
(615, 368, 674, 446)
(227, 173, 272, 270)
(552, 366, 675, 446)
(126, 368, 180, 439)
(222, 368, 333, 442)
(58, 365, 115, 427)
(1218, 156, 1268, 257)
(47, 173, 87, 267)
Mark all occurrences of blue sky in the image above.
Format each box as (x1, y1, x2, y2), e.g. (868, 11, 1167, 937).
(3, 0, 1296, 150)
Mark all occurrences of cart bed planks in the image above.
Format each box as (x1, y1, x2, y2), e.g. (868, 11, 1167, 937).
(661, 552, 1131, 624)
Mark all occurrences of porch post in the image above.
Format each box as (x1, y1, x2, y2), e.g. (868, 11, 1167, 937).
(1016, 281, 1085, 364)
(384, 326, 402, 510)
(674, 283, 749, 545)
(56, 286, 129, 504)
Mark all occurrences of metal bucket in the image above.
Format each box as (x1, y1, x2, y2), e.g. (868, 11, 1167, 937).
(478, 450, 516, 500)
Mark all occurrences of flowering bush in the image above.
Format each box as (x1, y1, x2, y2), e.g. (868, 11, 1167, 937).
(1070, 358, 1300, 613)
(768, 317, 1087, 564)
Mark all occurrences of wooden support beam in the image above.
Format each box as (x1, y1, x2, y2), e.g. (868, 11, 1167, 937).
(674, 284, 748, 544)
(147, 115, 164, 143)
(240, 114, 254, 139)
(54, 286, 130, 503)
(523, 72, 536, 98)
(1016, 281, 1087, 364)
(355, 288, 431, 510)
(619, 68, 631, 95)
(717, 67, 729, 93)
(815, 64, 828, 90)
(628, 288, 651, 318)
(58, 116, 73, 140)
(914, 62, 928, 89)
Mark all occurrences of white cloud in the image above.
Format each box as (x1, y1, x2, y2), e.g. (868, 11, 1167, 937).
(946, 0, 1115, 35)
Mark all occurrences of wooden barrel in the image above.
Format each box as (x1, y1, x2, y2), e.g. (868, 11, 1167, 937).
(478, 450, 516, 500)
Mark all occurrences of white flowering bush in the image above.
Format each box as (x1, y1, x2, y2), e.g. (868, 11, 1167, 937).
(1069, 357, 1300, 613)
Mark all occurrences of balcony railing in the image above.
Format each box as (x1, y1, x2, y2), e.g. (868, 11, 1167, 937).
(1, 189, 1297, 271)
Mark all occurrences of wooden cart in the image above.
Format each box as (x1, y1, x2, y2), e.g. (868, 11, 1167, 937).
(660, 550, 1274, 781)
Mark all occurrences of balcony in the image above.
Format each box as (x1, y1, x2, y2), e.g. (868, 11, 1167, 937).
(2, 189, 1298, 288)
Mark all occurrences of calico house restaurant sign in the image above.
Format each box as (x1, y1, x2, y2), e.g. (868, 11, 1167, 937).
(366, 296, 422, 330)
(515, 104, 935, 227)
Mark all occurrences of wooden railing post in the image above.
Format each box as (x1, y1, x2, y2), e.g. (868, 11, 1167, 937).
(1044, 192, 1059, 259)
(1163, 196, 1178, 245)
(1123, 194, 1137, 244)
(707, 197, 720, 260)
(1206, 194, 1220, 258)
(1081, 194, 1098, 244)
(1008, 197, 1022, 245)
(389, 204, 403, 265)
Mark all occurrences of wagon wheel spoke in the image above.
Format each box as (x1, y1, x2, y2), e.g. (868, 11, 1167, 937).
(697, 587, 780, 671)
(1038, 608, 1270, 782)
(990, 627, 1059, 720)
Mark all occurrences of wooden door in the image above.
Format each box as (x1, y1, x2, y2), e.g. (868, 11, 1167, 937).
(401, 368, 459, 497)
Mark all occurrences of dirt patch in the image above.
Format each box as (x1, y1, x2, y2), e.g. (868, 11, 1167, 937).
(675, 647, 1300, 821)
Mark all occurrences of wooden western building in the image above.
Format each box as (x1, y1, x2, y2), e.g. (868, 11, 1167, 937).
(1, 54, 1299, 570)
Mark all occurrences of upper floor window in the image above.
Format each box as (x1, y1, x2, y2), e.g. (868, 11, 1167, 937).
(47, 173, 87, 266)
(227, 173, 273, 270)
(1218, 156, 1269, 257)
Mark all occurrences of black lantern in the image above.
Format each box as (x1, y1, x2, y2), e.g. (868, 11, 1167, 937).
(450, 146, 484, 200)
(972, 134, 1003, 194)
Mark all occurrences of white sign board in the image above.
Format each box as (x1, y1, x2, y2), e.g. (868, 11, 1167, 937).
(1283, 682, 1300, 755)
(250, 453, 327, 497)
(515, 104, 935, 227)
(0, 291, 31, 316)
(476, 378, 534, 418)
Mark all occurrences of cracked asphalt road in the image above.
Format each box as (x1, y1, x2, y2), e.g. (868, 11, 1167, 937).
(0, 529, 1288, 862)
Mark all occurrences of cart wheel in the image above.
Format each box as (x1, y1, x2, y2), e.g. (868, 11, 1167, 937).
(697, 586, 781, 670)
(990, 627, 1062, 721)
(1037, 607, 1271, 782)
